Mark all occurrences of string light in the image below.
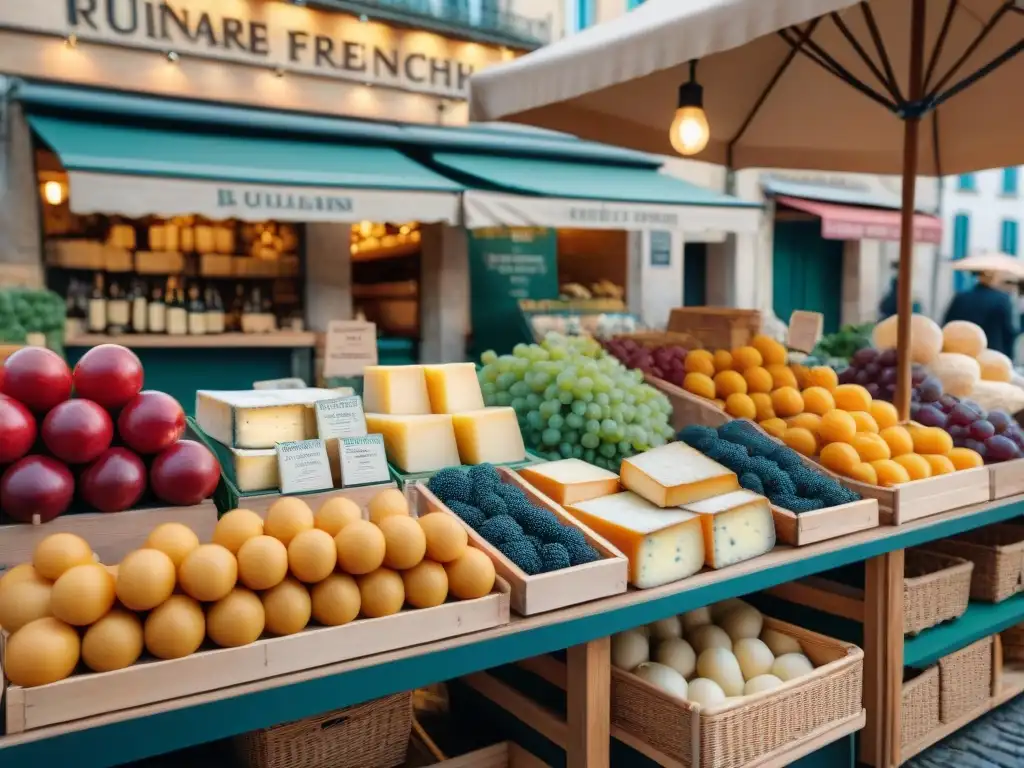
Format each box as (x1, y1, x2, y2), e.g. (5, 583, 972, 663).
(669, 60, 710, 156)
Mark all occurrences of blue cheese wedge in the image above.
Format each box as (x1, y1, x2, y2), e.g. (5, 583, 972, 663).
(566, 491, 705, 589)
(682, 490, 776, 569)
(620, 442, 738, 507)
(196, 388, 339, 449)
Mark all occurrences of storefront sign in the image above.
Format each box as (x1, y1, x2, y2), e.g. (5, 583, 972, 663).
(0, 0, 510, 98)
(323, 320, 378, 378)
(648, 230, 672, 267)
(468, 227, 558, 355)
(276, 438, 333, 494)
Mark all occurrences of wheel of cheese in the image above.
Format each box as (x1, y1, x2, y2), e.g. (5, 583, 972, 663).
(4, 617, 81, 687)
(733, 638, 775, 681)
(311, 573, 361, 626)
(334, 520, 386, 575)
(696, 647, 745, 696)
(82, 608, 144, 672)
(443, 548, 495, 600)
(213, 509, 264, 554)
(679, 607, 712, 634)
(262, 577, 311, 636)
(287, 529, 337, 583)
(0, 578, 52, 633)
(367, 489, 409, 526)
(315, 497, 363, 537)
(264, 497, 314, 545)
(51, 563, 116, 626)
(417, 512, 468, 563)
(0, 563, 46, 592)
(719, 605, 763, 642)
(744, 674, 784, 695)
(402, 560, 448, 609)
(771, 653, 814, 682)
(654, 637, 696, 679)
(379, 515, 427, 570)
(207, 588, 265, 647)
(144, 522, 200, 568)
(760, 628, 803, 657)
(688, 624, 732, 654)
(116, 548, 176, 611)
(178, 544, 238, 602)
(647, 616, 682, 641)
(358, 568, 405, 618)
(145, 595, 205, 659)
(33, 533, 94, 581)
(686, 677, 726, 707)
(236, 535, 289, 591)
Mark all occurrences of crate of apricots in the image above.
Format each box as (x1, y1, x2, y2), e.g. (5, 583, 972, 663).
(606, 335, 992, 525)
(0, 489, 509, 734)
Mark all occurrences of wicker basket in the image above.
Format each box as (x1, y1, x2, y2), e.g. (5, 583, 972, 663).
(937, 636, 993, 723)
(903, 548, 974, 635)
(610, 618, 862, 768)
(235, 692, 412, 768)
(1002, 622, 1024, 662)
(667, 307, 762, 351)
(927, 524, 1024, 603)
(901, 667, 940, 747)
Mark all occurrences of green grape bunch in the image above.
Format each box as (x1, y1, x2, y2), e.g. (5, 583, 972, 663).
(478, 332, 675, 470)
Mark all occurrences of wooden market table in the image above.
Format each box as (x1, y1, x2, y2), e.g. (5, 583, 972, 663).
(2, 495, 1023, 768)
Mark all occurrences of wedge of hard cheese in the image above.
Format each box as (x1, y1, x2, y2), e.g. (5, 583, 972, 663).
(621, 442, 738, 508)
(196, 388, 338, 449)
(451, 407, 525, 465)
(363, 365, 431, 415)
(566, 491, 704, 589)
(423, 363, 485, 414)
(230, 447, 279, 493)
(365, 413, 460, 473)
(519, 459, 619, 505)
(682, 490, 776, 569)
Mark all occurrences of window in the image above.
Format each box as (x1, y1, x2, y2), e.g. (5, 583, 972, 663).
(953, 213, 972, 291)
(1003, 167, 1019, 196)
(957, 174, 976, 192)
(1002, 219, 1019, 256)
(569, 0, 595, 31)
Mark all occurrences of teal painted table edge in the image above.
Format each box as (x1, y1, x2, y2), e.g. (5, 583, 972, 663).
(3, 497, 1022, 767)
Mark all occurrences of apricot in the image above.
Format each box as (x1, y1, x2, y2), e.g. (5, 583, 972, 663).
(683, 372, 716, 401)
(731, 346, 764, 372)
(922, 454, 957, 476)
(787, 413, 822, 433)
(879, 426, 914, 457)
(767, 365, 799, 390)
(712, 349, 734, 373)
(894, 453, 932, 481)
(847, 462, 879, 485)
(771, 387, 805, 418)
(802, 386, 836, 416)
(820, 442, 861, 476)
(743, 366, 774, 394)
(806, 366, 839, 391)
(713, 398, 727, 410)
(849, 411, 879, 434)
(947, 447, 984, 470)
(714, 370, 748, 399)
(909, 426, 954, 456)
(791, 364, 811, 390)
(851, 432, 891, 463)
(818, 410, 858, 445)
(725, 393, 757, 420)
(833, 384, 872, 412)
(870, 459, 911, 487)
(782, 427, 818, 457)
(684, 350, 716, 378)
(750, 392, 776, 422)
(760, 418, 788, 439)
(751, 335, 788, 367)
(869, 401, 900, 430)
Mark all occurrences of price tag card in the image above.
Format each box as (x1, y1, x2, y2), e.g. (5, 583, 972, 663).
(315, 395, 368, 440)
(276, 439, 334, 494)
(324, 320, 378, 378)
(339, 435, 390, 488)
(254, 377, 308, 390)
(787, 311, 825, 354)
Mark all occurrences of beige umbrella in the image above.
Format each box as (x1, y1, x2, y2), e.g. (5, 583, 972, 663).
(470, 0, 1024, 417)
(951, 251, 1024, 279)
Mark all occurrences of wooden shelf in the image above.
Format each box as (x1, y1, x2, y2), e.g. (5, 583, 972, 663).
(904, 595, 1024, 669)
(64, 332, 317, 349)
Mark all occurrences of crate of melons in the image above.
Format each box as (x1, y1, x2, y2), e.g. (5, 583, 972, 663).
(0, 488, 510, 735)
(678, 421, 879, 546)
(408, 463, 628, 616)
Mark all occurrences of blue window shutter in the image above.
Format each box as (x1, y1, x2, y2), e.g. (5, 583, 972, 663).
(576, 0, 594, 29)
(957, 174, 976, 192)
(1003, 168, 1020, 196)
(1003, 219, 1019, 256)
(953, 213, 972, 291)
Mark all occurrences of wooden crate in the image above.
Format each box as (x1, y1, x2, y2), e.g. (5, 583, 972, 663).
(0, 501, 218, 569)
(2, 581, 510, 735)
(612, 330, 704, 350)
(644, 374, 729, 431)
(988, 457, 1024, 500)
(770, 497, 879, 547)
(407, 468, 628, 616)
(667, 307, 762, 351)
(841, 466, 991, 525)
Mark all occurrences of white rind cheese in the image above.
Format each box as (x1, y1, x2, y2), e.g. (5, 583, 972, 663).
(566, 491, 705, 589)
(683, 490, 776, 569)
(620, 442, 738, 507)
(196, 388, 339, 449)
(519, 459, 620, 505)
(230, 447, 279, 493)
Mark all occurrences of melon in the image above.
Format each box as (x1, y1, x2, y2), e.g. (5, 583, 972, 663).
(5, 617, 80, 687)
(0, 577, 52, 632)
(443, 548, 495, 600)
(262, 578, 311, 636)
(969, 380, 1024, 414)
(928, 353, 982, 397)
(358, 568, 405, 618)
(942, 320, 988, 357)
(264, 497, 314, 545)
(379, 515, 427, 570)
(872, 313, 943, 364)
(178, 544, 237, 602)
(145, 595, 205, 659)
(401, 560, 448, 608)
(33, 533, 94, 581)
(978, 349, 1014, 383)
(212, 509, 264, 554)
(335, 520, 386, 575)
(367, 488, 409, 525)
(50, 563, 116, 626)
(145, 523, 200, 568)
(0, 563, 46, 592)
(311, 573, 361, 626)
(82, 608, 144, 672)
(417, 512, 468, 563)
(116, 548, 177, 611)
(287, 529, 337, 583)
(237, 535, 289, 591)
(314, 497, 363, 536)
(771, 653, 815, 681)
(206, 588, 265, 647)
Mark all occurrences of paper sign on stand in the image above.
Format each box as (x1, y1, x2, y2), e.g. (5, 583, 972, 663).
(339, 435, 390, 487)
(315, 395, 368, 440)
(324, 320, 378, 378)
(254, 377, 308, 390)
(787, 311, 825, 354)
(276, 439, 334, 494)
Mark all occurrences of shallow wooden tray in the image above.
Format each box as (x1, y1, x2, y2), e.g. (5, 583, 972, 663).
(407, 468, 628, 616)
(644, 374, 729, 432)
(771, 497, 879, 547)
(0, 501, 218, 569)
(2, 579, 510, 735)
(224, 483, 396, 518)
(988, 458, 1024, 500)
(841, 466, 991, 526)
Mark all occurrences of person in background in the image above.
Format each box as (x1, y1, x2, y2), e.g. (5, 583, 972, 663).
(878, 267, 922, 320)
(943, 271, 1017, 357)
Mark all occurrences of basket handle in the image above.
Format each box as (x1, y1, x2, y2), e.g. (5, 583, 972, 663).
(319, 715, 350, 731)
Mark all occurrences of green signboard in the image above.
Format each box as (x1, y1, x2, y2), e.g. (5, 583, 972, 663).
(468, 227, 558, 356)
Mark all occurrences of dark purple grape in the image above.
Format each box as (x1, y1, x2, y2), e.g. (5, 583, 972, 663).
(1010, 431, 1024, 452)
(964, 439, 989, 458)
(911, 366, 928, 386)
(988, 410, 1013, 434)
(948, 404, 977, 428)
(838, 367, 859, 385)
(939, 394, 960, 410)
(852, 348, 879, 367)
(985, 435, 1020, 462)
(953, 436, 969, 448)
(909, 402, 922, 419)
(854, 369, 872, 386)
(882, 384, 896, 401)
(948, 424, 969, 439)
(864, 363, 881, 378)
(911, 389, 922, 402)
(960, 399, 986, 419)
(919, 377, 943, 403)
(651, 366, 665, 380)
(865, 383, 881, 399)
(880, 367, 898, 386)
(969, 420, 996, 441)
(877, 348, 898, 367)
(915, 405, 948, 428)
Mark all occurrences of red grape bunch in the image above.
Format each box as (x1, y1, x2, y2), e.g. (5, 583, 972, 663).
(601, 339, 688, 387)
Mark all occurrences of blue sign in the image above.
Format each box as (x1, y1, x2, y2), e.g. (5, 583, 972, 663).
(649, 230, 672, 267)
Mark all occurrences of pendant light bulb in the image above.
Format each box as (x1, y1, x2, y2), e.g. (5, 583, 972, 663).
(42, 181, 64, 206)
(669, 61, 710, 157)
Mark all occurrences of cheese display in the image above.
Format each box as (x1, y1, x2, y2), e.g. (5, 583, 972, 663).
(365, 413, 461, 473)
(682, 489, 776, 569)
(195, 389, 337, 449)
(566, 492, 704, 589)
(620, 442, 739, 508)
(0, 488, 494, 688)
(451, 407, 526, 465)
(227, 447, 279, 493)
(518, 459, 620, 505)
(362, 365, 432, 415)
(423, 363, 485, 414)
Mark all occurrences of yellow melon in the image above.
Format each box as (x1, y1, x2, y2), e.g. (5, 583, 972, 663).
(402, 560, 449, 609)
(145, 523, 200, 568)
(262, 577, 311, 636)
(315, 497, 364, 537)
(116, 548, 177, 611)
(311, 573, 361, 626)
(213, 509, 264, 554)
(5, 617, 80, 687)
(287, 529, 338, 583)
(358, 568, 405, 618)
(0, 578, 52, 633)
(33, 533, 93, 581)
(418, 513, 469, 563)
(236, 535, 289, 591)
(379, 515, 427, 570)
(0, 563, 45, 592)
(207, 588, 265, 648)
(82, 609, 144, 672)
(145, 595, 205, 659)
(444, 548, 496, 600)
(368, 489, 410, 526)
(335, 520, 387, 575)
(178, 544, 238, 603)
(51, 563, 116, 626)
(264, 497, 315, 545)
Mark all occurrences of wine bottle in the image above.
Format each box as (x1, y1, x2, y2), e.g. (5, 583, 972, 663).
(88, 273, 107, 333)
(130, 279, 148, 334)
(204, 287, 225, 334)
(148, 285, 166, 333)
(187, 283, 207, 335)
(166, 279, 188, 336)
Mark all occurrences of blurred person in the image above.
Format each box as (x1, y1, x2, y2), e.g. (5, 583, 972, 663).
(943, 271, 1017, 357)
(878, 265, 922, 320)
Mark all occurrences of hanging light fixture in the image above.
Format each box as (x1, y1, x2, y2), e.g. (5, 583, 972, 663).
(42, 181, 65, 206)
(669, 60, 710, 156)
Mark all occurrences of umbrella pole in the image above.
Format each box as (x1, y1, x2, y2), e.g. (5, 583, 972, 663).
(894, 0, 927, 422)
